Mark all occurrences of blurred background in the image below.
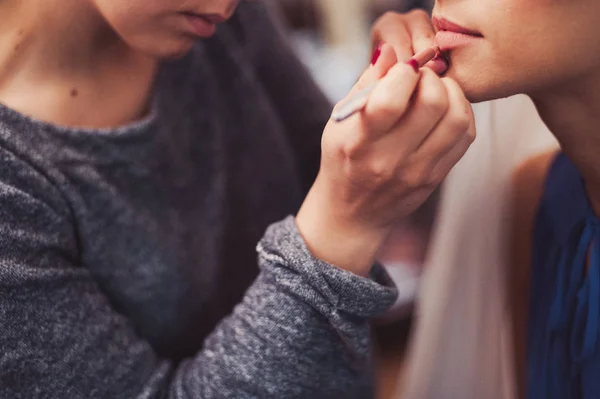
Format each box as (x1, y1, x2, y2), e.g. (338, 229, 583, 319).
(271, 0, 433, 101)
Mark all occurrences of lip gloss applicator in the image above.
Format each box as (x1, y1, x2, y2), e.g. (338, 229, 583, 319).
(332, 46, 440, 123)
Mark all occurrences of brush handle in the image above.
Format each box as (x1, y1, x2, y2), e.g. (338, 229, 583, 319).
(331, 83, 377, 122)
(331, 46, 439, 123)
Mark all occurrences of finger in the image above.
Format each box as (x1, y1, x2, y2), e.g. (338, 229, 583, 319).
(339, 46, 434, 120)
(407, 77, 475, 184)
(371, 12, 413, 62)
(406, 9, 437, 55)
(370, 44, 399, 81)
(373, 68, 449, 151)
(413, 77, 474, 161)
(362, 61, 422, 135)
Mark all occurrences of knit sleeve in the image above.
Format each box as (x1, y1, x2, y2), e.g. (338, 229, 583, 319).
(0, 141, 397, 399)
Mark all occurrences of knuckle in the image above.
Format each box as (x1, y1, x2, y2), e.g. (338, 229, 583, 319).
(448, 111, 472, 133)
(420, 89, 449, 116)
(341, 136, 366, 160)
(369, 95, 405, 124)
(460, 123, 477, 145)
(467, 128, 477, 143)
(367, 160, 395, 185)
(330, 126, 366, 160)
(378, 11, 393, 21)
(418, 72, 449, 115)
(379, 11, 401, 23)
(409, 9, 430, 21)
(373, 11, 394, 29)
(465, 110, 477, 143)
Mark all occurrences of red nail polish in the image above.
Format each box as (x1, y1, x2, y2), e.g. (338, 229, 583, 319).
(371, 45, 382, 65)
(406, 59, 419, 73)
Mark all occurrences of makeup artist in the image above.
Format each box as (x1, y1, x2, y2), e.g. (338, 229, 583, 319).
(0, 1, 473, 397)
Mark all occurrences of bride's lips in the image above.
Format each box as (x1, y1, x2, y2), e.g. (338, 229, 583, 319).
(432, 17, 483, 51)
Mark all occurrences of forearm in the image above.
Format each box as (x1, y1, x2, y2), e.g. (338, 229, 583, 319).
(3, 215, 396, 399)
(176, 216, 398, 398)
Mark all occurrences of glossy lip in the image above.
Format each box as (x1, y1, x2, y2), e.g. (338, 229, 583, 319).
(432, 17, 483, 37)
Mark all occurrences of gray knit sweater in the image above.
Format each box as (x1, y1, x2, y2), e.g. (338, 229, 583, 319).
(0, 3, 397, 398)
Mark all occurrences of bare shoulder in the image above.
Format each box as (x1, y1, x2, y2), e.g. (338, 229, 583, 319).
(509, 149, 559, 270)
(509, 149, 558, 316)
(509, 148, 559, 300)
(511, 150, 559, 218)
(508, 149, 559, 398)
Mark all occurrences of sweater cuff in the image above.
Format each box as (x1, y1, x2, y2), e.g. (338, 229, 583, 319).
(257, 216, 398, 319)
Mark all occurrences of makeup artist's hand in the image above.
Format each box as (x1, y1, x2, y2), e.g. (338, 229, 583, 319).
(371, 9, 447, 75)
(296, 44, 475, 276)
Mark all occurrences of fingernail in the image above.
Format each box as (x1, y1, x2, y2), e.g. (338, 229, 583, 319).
(371, 44, 382, 65)
(405, 59, 419, 73)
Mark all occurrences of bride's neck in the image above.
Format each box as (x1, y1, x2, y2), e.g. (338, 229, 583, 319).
(531, 69, 600, 215)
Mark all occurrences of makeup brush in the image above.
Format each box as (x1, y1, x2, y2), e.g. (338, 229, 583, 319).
(331, 46, 440, 123)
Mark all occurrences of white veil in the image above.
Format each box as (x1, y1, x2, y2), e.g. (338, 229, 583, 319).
(401, 95, 558, 399)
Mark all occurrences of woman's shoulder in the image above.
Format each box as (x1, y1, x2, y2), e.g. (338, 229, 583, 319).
(509, 149, 560, 253)
(509, 149, 560, 267)
(508, 149, 559, 396)
(0, 116, 71, 218)
(511, 150, 588, 237)
(511, 150, 559, 214)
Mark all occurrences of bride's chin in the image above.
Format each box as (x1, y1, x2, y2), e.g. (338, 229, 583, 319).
(463, 88, 507, 104)
(443, 67, 521, 104)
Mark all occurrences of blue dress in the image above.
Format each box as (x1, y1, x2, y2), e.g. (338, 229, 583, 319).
(528, 153, 600, 398)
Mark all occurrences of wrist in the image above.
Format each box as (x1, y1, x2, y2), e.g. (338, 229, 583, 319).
(296, 178, 390, 276)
